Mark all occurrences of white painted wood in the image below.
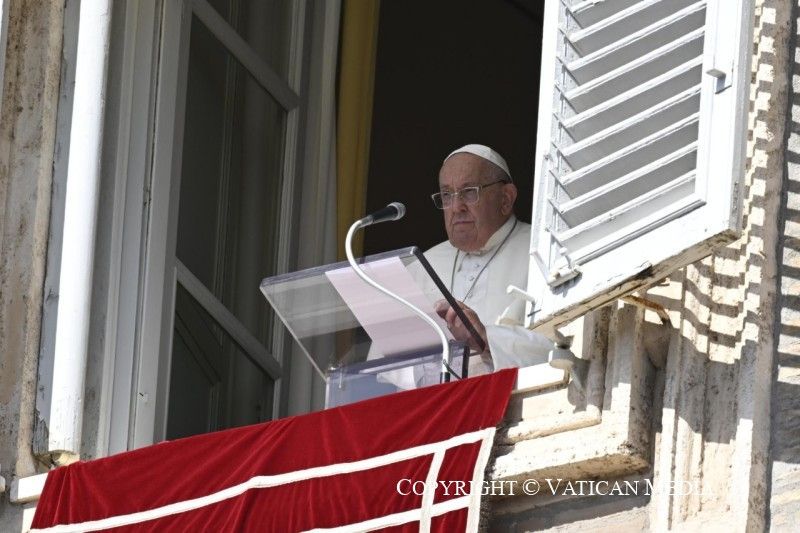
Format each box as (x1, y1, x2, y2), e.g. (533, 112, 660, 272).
(48, 0, 113, 457)
(276, 0, 342, 418)
(274, 0, 308, 282)
(559, 143, 698, 225)
(10, 474, 48, 504)
(566, 2, 707, 83)
(134, 0, 192, 448)
(527, 0, 754, 331)
(564, 28, 705, 112)
(103, 0, 162, 457)
(558, 114, 699, 195)
(563, 57, 703, 137)
(568, 0, 641, 27)
(568, 0, 697, 55)
(560, 87, 700, 169)
(529, 0, 559, 302)
(138, 0, 315, 443)
(271, 0, 309, 418)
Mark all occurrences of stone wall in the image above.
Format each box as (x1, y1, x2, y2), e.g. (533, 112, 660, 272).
(769, 0, 800, 528)
(0, 0, 65, 529)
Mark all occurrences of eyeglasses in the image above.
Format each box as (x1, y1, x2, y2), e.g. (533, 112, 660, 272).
(431, 179, 508, 209)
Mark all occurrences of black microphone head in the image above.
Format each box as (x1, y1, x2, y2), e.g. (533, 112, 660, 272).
(358, 202, 407, 226)
(388, 202, 406, 220)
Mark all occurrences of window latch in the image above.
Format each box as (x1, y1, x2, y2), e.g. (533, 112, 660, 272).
(707, 62, 733, 93)
(532, 227, 582, 288)
(532, 249, 582, 288)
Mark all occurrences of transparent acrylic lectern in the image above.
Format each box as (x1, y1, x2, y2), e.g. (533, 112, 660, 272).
(260, 247, 484, 408)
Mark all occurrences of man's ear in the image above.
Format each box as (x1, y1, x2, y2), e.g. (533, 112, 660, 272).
(501, 183, 517, 216)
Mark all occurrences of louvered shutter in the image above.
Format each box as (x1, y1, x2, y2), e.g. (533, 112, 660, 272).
(526, 0, 754, 330)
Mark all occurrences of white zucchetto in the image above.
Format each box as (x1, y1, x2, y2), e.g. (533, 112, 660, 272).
(444, 144, 512, 182)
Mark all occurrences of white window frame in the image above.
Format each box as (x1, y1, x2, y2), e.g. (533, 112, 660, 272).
(101, 0, 168, 458)
(128, 0, 310, 449)
(86, 0, 338, 455)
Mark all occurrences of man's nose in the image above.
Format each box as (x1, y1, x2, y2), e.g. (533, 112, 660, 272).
(451, 194, 468, 211)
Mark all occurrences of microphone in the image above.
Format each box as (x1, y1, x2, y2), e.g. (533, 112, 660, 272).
(358, 202, 406, 227)
(345, 200, 451, 383)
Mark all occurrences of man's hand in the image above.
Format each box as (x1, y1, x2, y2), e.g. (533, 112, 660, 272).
(434, 299, 490, 357)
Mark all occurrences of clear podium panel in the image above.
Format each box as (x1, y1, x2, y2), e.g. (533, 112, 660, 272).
(325, 347, 470, 408)
(325, 350, 442, 407)
(260, 247, 483, 407)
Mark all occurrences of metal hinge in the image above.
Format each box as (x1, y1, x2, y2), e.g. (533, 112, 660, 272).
(706, 61, 733, 93)
(532, 249, 582, 288)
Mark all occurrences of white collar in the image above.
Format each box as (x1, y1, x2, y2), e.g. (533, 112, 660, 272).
(453, 216, 517, 273)
(464, 216, 517, 257)
(450, 216, 518, 298)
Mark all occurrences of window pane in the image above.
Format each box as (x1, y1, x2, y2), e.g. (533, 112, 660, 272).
(176, 16, 286, 349)
(206, 0, 292, 82)
(167, 285, 275, 440)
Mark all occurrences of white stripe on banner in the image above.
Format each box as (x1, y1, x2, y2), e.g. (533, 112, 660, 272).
(466, 426, 496, 531)
(306, 495, 471, 532)
(419, 449, 446, 533)
(32, 428, 496, 533)
(310, 427, 497, 533)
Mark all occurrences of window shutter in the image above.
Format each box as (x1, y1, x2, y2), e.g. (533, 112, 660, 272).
(526, 0, 754, 331)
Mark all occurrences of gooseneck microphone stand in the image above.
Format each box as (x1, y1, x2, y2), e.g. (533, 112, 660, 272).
(345, 203, 452, 384)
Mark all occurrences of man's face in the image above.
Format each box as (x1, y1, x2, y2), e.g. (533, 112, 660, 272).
(438, 153, 517, 252)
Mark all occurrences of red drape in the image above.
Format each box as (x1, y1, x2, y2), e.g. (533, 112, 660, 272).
(32, 368, 517, 532)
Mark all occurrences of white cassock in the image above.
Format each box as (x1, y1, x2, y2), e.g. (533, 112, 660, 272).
(421, 216, 552, 372)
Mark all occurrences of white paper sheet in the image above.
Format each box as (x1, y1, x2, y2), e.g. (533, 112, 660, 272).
(325, 257, 453, 357)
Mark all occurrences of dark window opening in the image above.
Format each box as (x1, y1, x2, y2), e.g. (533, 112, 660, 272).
(363, 0, 544, 255)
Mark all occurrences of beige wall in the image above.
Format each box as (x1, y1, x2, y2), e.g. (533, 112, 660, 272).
(0, 0, 66, 529)
(769, 0, 800, 526)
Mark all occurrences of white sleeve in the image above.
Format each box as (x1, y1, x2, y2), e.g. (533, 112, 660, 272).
(484, 324, 553, 370)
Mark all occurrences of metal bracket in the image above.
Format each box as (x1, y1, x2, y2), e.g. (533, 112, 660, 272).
(507, 285, 536, 305)
(620, 294, 672, 326)
(503, 285, 539, 324)
(531, 227, 582, 288)
(706, 64, 732, 93)
(552, 263, 582, 287)
(504, 284, 574, 350)
(532, 250, 582, 288)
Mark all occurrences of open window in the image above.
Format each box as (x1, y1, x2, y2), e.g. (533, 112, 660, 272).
(526, 0, 754, 330)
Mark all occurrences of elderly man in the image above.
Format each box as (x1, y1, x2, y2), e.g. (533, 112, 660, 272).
(425, 144, 551, 372)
